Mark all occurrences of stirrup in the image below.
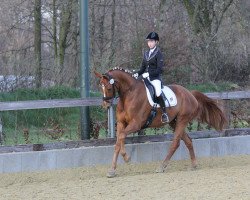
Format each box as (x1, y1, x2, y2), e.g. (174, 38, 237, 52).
(161, 113, 169, 123)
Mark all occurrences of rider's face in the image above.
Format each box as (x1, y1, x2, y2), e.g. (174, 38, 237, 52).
(147, 40, 157, 49)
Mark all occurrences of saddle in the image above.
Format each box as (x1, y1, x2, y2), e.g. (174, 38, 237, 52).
(143, 78, 177, 107)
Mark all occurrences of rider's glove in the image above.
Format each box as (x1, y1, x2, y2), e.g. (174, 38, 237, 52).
(132, 73, 138, 79)
(142, 72, 149, 78)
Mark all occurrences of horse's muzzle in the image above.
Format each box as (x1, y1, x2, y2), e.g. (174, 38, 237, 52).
(102, 100, 112, 109)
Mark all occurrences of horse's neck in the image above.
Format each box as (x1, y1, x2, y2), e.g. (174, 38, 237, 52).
(111, 71, 136, 94)
(111, 71, 146, 108)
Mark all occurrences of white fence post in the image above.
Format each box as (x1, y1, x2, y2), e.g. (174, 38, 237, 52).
(0, 114, 3, 144)
(108, 105, 115, 138)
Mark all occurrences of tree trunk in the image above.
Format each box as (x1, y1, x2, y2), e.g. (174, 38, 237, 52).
(108, 0, 116, 67)
(90, 2, 96, 65)
(71, 6, 79, 88)
(53, 0, 58, 63)
(157, 0, 167, 31)
(99, 9, 106, 62)
(34, 0, 42, 88)
(58, 0, 74, 84)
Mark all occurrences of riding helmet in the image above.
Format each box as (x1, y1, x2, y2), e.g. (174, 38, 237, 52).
(146, 32, 159, 41)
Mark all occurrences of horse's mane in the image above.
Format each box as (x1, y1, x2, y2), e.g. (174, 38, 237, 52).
(108, 67, 133, 77)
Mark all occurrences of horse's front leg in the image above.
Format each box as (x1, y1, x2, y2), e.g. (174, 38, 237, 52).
(119, 133, 130, 163)
(107, 120, 140, 178)
(107, 138, 121, 178)
(119, 120, 141, 163)
(107, 122, 125, 178)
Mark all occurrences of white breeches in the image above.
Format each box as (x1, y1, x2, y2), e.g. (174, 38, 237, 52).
(149, 79, 162, 97)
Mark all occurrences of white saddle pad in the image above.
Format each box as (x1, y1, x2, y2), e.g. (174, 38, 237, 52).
(145, 85, 177, 107)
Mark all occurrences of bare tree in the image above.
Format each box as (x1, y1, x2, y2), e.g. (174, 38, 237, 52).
(0, 0, 249, 90)
(34, 0, 42, 88)
(183, 0, 234, 82)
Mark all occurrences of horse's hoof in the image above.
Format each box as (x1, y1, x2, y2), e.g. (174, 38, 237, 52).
(191, 164, 198, 170)
(155, 165, 165, 173)
(191, 160, 198, 170)
(106, 169, 116, 178)
(125, 156, 131, 163)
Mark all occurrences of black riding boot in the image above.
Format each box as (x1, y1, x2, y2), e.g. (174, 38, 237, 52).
(158, 94, 169, 123)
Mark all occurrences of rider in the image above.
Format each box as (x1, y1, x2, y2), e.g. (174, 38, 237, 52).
(133, 32, 169, 123)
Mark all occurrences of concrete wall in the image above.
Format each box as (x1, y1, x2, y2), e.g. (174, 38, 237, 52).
(0, 135, 250, 174)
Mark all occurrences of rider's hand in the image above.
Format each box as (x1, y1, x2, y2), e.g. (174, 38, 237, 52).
(132, 73, 138, 79)
(142, 73, 149, 78)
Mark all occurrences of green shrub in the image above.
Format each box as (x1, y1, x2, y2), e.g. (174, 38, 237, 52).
(186, 82, 235, 92)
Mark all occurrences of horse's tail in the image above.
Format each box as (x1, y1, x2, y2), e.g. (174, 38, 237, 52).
(191, 90, 227, 131)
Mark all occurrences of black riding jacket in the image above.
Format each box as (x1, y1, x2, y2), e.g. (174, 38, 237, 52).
(137, 47, 164, 81)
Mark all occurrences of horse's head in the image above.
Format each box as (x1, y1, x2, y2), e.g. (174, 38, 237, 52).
(94, 71, 117, 109)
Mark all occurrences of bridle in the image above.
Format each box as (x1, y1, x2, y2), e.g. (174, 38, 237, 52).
(100, 73, 119, 103)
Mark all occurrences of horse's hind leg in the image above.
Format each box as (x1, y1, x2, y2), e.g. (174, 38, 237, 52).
(181, 132, 197, 168)
(156, 119, 188, 173)
(169, 118, 197, 167)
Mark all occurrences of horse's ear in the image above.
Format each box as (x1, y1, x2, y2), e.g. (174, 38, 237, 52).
(94, 71, 103, 79)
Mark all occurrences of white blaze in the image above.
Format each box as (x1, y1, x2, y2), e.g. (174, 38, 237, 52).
(102, 85, 106, 97)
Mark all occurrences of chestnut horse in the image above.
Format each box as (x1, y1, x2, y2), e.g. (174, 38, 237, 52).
(94, 68, 227, 178)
